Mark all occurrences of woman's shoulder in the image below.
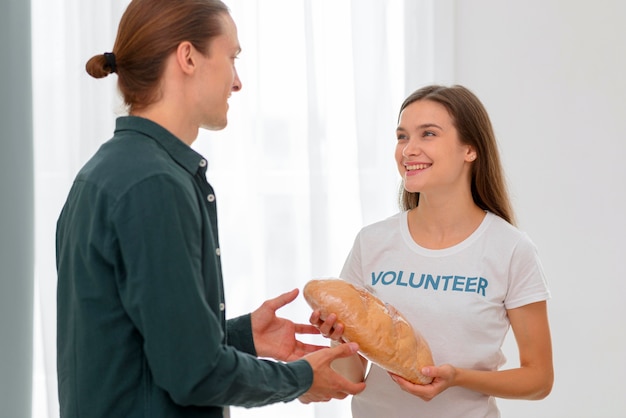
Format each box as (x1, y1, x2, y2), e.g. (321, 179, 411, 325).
(484, 212, 538, 250)
(359, 211, 404, 233)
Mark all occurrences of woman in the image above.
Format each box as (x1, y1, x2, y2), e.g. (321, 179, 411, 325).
(56, 1, 364, 417)
(312, 85, 553, 417)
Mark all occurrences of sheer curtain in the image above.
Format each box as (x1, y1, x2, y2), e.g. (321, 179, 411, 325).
(32, 1, 444, 417)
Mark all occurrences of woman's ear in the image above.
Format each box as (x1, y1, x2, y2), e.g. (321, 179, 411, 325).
(466, 146, 477, 162)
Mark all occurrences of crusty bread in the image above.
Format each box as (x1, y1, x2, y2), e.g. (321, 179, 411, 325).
(303, 278, 434, 385)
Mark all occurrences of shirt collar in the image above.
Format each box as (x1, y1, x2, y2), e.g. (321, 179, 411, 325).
(114, 116, 207, 175)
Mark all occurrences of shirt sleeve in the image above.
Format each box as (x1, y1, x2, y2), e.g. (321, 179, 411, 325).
(227, 314, 257, 355)
(505, 233, 552, 309)
(111, 173, 312, 407)
(340, 231, 366, 288)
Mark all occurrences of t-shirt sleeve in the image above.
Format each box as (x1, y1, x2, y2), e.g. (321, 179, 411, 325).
(340, 231, 366, 287)
(505, 233, 551, 309)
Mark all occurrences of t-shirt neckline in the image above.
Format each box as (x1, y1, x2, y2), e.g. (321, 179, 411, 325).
(398, 210, 493, 257)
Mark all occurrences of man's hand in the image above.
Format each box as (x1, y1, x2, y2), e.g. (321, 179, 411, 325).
(298, 342, 367, 403)
(251, 288, 326, 361)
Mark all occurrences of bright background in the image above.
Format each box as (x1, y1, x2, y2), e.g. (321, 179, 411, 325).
(9, 0, 625, 417)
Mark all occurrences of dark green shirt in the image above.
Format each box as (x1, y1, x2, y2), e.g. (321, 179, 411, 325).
(56, 116, 312, 417)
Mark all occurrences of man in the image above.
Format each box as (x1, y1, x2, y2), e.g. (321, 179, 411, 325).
(56, 1, 365, 416)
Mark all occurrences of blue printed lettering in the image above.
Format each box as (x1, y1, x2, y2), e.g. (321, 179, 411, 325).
(465, 277, 477, 292)
(396, 271, 408, 287)
(381, 271, 396, 285)
(371, 271, 383, 286)
(425, 274, 440, 290)
(409, 273, 424, 288)
(477, 277, 488, 296)
(369, 271, 488, 297)
(452, 276, 465, 291)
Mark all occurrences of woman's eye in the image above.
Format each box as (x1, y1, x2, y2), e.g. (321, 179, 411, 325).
(423, 131, 435, 137)
(397, 134, 407, 141)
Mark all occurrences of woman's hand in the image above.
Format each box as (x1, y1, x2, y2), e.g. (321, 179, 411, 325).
(309, 309, 345, 341)
(390, 365, 457, 401)
(309, 308, 367, 382)
(391, 302, 553, 402)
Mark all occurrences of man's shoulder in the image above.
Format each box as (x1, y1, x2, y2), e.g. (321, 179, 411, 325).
(78, 135, 185, 194)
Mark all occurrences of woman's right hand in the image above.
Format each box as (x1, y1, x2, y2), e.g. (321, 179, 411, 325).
(309, 309, 368, 383)
(309, 309, 345, 341)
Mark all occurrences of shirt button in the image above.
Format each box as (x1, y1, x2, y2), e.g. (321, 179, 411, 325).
(207, 194, 215, 202)
(219, 303, 225, 311)
(199, 159, 207, 167)
(216, 248, 221, 256)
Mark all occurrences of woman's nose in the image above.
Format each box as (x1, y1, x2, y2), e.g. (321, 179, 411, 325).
(402, 139, 420, 158)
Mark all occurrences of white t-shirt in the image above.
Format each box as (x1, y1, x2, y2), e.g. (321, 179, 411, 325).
(340, 211, 551, 418)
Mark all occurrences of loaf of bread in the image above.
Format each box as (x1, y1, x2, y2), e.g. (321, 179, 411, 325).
(303, 278, 434, 385)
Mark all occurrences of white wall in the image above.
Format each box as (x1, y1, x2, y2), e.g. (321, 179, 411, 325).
(451, 1, 626, 417)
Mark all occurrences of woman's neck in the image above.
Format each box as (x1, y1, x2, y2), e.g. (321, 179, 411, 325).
(407, 197, 486, 249)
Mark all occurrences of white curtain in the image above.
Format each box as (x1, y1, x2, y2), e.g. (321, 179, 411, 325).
(31, 1, 444, 417)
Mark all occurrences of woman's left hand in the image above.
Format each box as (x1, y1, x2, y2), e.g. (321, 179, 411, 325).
(389, 365, 457, 401)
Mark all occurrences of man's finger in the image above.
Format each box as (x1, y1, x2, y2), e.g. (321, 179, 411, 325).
(294, 323, 321, 335)
(265, 288, 299, 311)
(328, 341, 359, 359)
(295, 341, 327, 355)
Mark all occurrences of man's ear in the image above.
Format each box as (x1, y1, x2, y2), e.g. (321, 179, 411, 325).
(175, 41, 196, 75)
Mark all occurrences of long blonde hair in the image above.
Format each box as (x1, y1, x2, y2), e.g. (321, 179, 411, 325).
(398, 85, 515, 225)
